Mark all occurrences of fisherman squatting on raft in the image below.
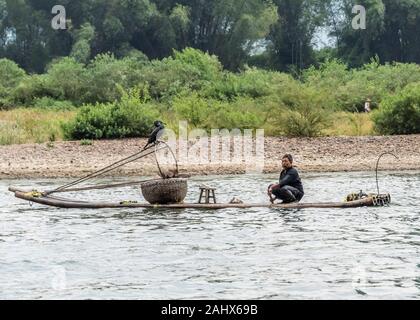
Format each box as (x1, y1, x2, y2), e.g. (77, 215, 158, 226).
(268, 154, 304, 204)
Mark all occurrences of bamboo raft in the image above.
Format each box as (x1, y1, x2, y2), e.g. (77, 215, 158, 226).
(7, 140, 393, 211)
(8, 187, 390, 210)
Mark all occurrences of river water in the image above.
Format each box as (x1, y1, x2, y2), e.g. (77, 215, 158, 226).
(0, 171, 419, 300)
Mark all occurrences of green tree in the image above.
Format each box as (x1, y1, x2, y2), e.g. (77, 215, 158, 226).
(0, 0, 6, 29)
(0, 58, 26, 107)
(70, 23, 95, 64)
(335, 0, 385, 67)
(175, 0, 278, 69)
(330, 0, 420, 66)
(0, 57, 25, 87)
(380, 0, 420, 64)
(0, 0, 74, 72)
(267, 0, 330, 71)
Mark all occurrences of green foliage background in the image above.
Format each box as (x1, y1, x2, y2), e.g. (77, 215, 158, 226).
(1, 1, 420, 140)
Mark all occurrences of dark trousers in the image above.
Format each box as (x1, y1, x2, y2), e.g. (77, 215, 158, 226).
(272, 185, 304, 203)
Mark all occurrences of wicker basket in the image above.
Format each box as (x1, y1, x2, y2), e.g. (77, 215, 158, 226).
(141, 178, 188, 204)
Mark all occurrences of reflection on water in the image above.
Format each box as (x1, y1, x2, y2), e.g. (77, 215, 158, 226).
(0, 171, 419, 299)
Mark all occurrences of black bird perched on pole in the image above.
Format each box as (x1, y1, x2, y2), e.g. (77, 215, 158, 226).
(144, 120, 165, 150)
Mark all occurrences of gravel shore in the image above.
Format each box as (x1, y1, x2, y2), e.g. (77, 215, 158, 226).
(1, 135, 419, 179)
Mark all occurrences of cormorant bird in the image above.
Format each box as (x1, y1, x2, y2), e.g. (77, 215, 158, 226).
(144, 120, 165, 149)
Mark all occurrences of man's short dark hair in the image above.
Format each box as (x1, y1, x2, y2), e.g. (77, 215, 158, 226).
(282, 154, 293, 163)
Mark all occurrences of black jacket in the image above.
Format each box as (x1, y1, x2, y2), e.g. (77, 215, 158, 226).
(279, 167, 304, 194)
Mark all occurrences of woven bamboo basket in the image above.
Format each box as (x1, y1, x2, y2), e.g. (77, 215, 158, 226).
(141, 178, 188, 204)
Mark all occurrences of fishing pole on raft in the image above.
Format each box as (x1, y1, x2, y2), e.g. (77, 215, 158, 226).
(41, 120, 167, 195)
(45, 140, 168, 195)
(48, 121, 168, 193)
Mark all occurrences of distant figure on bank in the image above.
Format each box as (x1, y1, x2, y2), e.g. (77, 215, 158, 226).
(268, 154, 304, 204)
(364, 98, 372, 113)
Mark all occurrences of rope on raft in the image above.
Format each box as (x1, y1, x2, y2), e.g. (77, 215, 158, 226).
(375, 152, 399, 195)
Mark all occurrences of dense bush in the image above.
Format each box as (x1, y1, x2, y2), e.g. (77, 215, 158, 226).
(303, 59, 352, 91)
(209, 98, 266, 130)
(303, 59, 420, 112)
(12, 75, 61, 106)
(0, 59, 27, 108)
(278, 86, 329, 137)
(172, 93, 266, 131)
(281, 106, 329, 137)
(356, 61, 420, 94)
(204, 68, 292, 101)
(64, 88, 159, 139)
(0, 59, 26, 88)
(373, 83, 420, 135)
(45, 58, 87, 104)
(82, 53, 145, 104)
(33, 97, 75, 110)
(173, 48, 223, 82)
(9, 54, 148, 107)
(2, 49, 420, 140)
(139, 48, 223, 102)
(172, 93, 210, 127)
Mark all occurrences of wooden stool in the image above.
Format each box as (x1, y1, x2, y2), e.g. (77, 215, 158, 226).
(198, 185, 217, 204)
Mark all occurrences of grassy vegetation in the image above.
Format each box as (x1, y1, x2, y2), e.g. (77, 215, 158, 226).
(1, 48, 419, 145)
(80, 139, 94, 146)
(324, 112, 374, 137)
(0, 108, 374, 145)
(0, 108, 76, 145)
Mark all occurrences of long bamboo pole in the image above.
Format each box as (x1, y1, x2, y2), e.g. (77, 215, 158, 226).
(11, 189, 375, 210)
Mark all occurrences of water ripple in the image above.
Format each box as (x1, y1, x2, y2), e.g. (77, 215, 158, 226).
(0, 171, 419, 299)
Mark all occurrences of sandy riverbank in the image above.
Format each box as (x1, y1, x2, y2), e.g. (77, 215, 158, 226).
(0, 135, 419, 179)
